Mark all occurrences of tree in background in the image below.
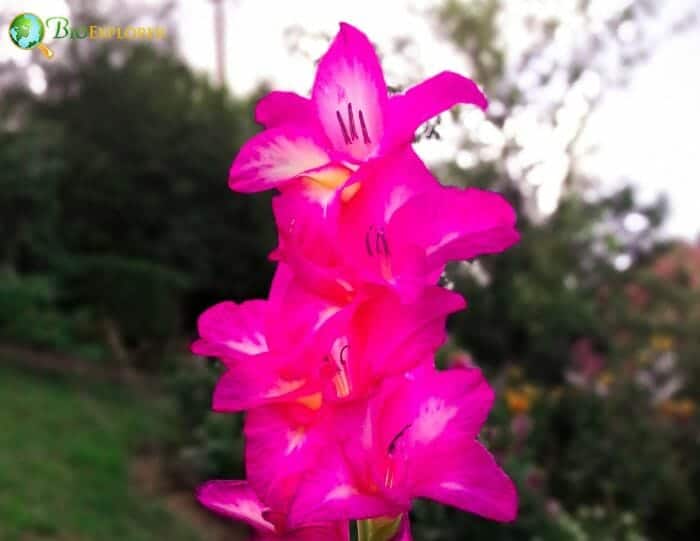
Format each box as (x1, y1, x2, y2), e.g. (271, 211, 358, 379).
(1, 36, 275, 366)
(392, 1, 700, 539)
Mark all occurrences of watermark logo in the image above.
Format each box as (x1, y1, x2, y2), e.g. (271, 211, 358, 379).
(8, 13, 167, 59)
(9, 13, 54, 58)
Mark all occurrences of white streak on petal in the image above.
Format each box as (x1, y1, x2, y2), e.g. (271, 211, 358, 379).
(412, 398, 458, 444)
(324, 484, 360, 501)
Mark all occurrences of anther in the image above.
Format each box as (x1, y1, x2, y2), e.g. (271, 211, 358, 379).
(388, 423, 412, 454)
(358, 110, 371, 144)
(339, 345, 349, 366)
(347, 103, 358, 141)
(365, 226, 375, 256)
(336, 110, 351, 145)
(376, 229, 389, 256)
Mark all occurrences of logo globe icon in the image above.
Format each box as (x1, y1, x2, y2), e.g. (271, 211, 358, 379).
(8, 13, 54, 58)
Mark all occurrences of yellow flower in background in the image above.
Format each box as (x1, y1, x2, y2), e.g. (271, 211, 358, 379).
(506, 386, 539, 414)
(659, 399, 696, 421)
(506, 390, 530, 414)
(597, 371, 615, 387)
(651, 334, 674, 352)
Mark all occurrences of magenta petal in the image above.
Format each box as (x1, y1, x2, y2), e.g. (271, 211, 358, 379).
(414, 440, 518, 522)
(374, 368, 494, 457)
(245, 404, 329, 514)
(370, 369, 515, 522)
(312, 22, 388, 161)
(388, 186, 519, 272)
(197, 481, 351, 540)
(272, 188, 352, 302)
(393, 514, 413, 541)
(229, 127, 331, 193)
(384, 71, 488, 149)
(271, 523, 351, 541)
(352, 286, 466, 379)
(288, 446, 401, 527)
(212, 359, 307, 412)
(257, 523, 349, 541)
(264, 258, 352, 356)
(336, 149, 439, 297)
(255, 91, 316, 128)
(192, 300, 268, 361)
(196, 480, 276, 533)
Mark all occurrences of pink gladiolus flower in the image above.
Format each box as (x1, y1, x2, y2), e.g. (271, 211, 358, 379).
(192, 263, 465, 413)
(287, 367, 517, 526)
(197, 480, 349, 540)
(273, 149, 519, 301)
(191, 265, 349, 412)
(192, 21, 519, 538)
(228, 22, 487, 211)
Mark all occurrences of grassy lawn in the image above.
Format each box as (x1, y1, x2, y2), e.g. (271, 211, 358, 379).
(0, 366, 203, 541)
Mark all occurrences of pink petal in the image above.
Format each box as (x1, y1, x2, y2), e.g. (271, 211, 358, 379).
(264, 260, 353, 358)
(374, 368, 494, 461)
(388, 186, 520, 272)
(336, 149, 439, 298)
(273, 523, 350, 541)
(352, 286, 466, 379)
(255, 91, 316, 128)
(384, 71, 488, 150)
(196, 480, 276, 533)
(245, 404, 330, 514)
(393, 514, 413, 541)
(192, 300, 268, 361)
(312, 22, 388, 162)
(414, 440, 518, 522)
(229, 126, 331, 193)
(288, 445, 402, 527)
(212, 359, 308, 412)
(272, 189, 352, 303)
(370, 369, 516, 522)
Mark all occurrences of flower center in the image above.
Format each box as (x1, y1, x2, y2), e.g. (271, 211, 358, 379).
(365, 225, 394, 281)
(322, 340, 352, 399)
(384, 423, 412, 488)
(336, 101, 372, 146)
(330, 344, 351, 398)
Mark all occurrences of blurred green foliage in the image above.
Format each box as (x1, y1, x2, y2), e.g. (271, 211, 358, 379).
(0, 270, 106, 359)
(0, 366, 202, 541)
(1, 43, 275, 367)
(164, 357, 244, 486)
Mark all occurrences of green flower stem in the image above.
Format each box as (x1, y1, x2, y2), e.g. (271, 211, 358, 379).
(356, 516, 402, 541)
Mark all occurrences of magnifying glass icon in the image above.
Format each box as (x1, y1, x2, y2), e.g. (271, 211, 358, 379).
(8, 13, 55, 59)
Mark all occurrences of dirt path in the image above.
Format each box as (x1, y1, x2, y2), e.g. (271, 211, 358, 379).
(0, 343, 122, 381)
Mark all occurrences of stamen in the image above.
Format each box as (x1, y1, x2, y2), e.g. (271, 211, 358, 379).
(335, 110, 352, 145)
(365, 226, 374, 256)
(376, 229, 390, 255)
(325, 343, 352, 399)
(384, 461, 395, 489)
(358, 110, 371, 144)
(339, 345, 349, 366)
(388, 423, 412, 454)
(332, 373, 351, 398)
(347, 103, 358, 141)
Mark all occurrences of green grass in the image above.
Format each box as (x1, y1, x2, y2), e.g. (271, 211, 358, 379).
(0, 366, 202, 541)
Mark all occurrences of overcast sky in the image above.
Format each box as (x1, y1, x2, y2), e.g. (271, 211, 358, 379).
(3, 0, 699, 240)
